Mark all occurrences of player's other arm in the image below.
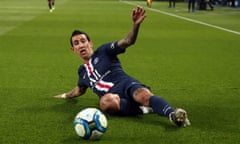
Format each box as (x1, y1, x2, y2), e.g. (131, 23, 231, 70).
(54, 86, 87, 99)
(118, 6, 146, 49)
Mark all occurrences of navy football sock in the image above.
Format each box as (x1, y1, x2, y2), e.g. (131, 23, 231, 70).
(118, 99, 131, 116)
(119, 99, 142, 116)
(48, 4, 52, 9)
(149, 96, 174, 117)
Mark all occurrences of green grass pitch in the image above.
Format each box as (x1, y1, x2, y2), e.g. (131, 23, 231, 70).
(0, 0, 239, 143)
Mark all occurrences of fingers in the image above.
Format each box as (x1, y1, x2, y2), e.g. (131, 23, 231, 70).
(133, 6, 145, 16)
(132, 6, 146, 24)
(54, 95, 62, 98)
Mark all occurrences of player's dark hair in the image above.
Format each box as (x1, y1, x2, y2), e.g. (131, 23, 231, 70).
(70, 30, 91, 46)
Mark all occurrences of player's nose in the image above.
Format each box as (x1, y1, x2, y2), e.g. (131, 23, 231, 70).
(76, 43, 84, 49)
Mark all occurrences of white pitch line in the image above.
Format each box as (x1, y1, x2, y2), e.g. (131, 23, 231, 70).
(120, 0, 240, 36)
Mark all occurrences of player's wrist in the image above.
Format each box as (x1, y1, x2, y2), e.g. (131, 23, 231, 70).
(61, 93, 67, 99)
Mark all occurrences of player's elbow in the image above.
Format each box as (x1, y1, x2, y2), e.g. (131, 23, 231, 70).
(127, 37, 136, 45)
(124, 39, 136, 48)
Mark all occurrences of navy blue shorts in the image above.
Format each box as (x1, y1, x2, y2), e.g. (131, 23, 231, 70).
(109, 77, 150, 100)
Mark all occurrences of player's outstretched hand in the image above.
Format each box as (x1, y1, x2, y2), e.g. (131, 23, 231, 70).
(54, 93, 66, 99)
(132, 6, 146, 25)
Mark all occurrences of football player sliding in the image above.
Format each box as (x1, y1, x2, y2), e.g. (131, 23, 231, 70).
(54, 6, 190, 127)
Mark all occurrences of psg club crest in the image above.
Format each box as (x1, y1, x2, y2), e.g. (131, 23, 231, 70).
(93, 57, 99, 65)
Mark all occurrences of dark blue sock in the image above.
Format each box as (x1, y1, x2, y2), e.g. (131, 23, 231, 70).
(149, 96, 174, 118)
(118, 99, 129, 115)
(118, 98, 142, 116)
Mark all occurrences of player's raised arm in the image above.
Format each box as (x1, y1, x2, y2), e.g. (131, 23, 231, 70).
(54, 86, 87, 99)
(118, 6, 146, 49)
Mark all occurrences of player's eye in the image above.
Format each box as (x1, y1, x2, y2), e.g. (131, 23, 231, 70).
(73, 40, 79, 46)
(80, 39, 87, 43)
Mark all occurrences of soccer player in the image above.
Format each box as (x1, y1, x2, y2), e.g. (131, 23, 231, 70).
(48, 0, 55, 12)
(188, 0, 196, 12)
(169, 0, 176, 8)
(54, 6, 190, 127)
(146, 0, 153, 7)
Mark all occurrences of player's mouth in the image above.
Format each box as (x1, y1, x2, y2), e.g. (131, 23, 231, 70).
(80, 49, 87, 55)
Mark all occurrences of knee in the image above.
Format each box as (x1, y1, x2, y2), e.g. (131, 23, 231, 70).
(99, 93, 120, 114)
(133, 88, 153, 106)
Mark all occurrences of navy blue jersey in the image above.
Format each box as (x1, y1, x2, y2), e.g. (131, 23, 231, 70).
(77, 42, 144, 98)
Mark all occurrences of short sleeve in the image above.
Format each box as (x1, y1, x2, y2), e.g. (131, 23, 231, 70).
(77, 66, 88, 88)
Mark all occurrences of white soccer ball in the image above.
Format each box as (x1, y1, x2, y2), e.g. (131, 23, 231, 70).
(73, 108, 108, 140)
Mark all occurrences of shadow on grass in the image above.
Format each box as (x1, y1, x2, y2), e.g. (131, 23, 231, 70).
(110, 114, 181, 131)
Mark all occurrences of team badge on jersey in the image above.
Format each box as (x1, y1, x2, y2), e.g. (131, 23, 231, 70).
(93, 57, 99, 65)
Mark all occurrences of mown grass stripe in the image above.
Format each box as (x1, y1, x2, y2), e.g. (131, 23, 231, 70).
(120, 0, 240, 35)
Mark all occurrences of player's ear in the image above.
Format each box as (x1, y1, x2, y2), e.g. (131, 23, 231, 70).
(71, 47, 74, 52)
(71, 47, 77, 53)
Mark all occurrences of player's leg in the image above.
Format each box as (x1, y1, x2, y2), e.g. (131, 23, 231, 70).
(131, 86, 190, 127)
(48, 0, 53, 12)
(192, 0, 196, 12)
(173, 0, 176, 8)
(188, 1, 191, 12)
(132, 87, 174, 117)
(146, 0, 152, 7)
(52, 0, 55, 10)
(99, 93, 120, 114)
(149, 0, 153, 7)
(48, 0, 52, 9)
(99, 93, 142, 116)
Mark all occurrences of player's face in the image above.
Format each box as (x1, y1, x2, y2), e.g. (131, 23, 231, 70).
(71, 34, 93, 62)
